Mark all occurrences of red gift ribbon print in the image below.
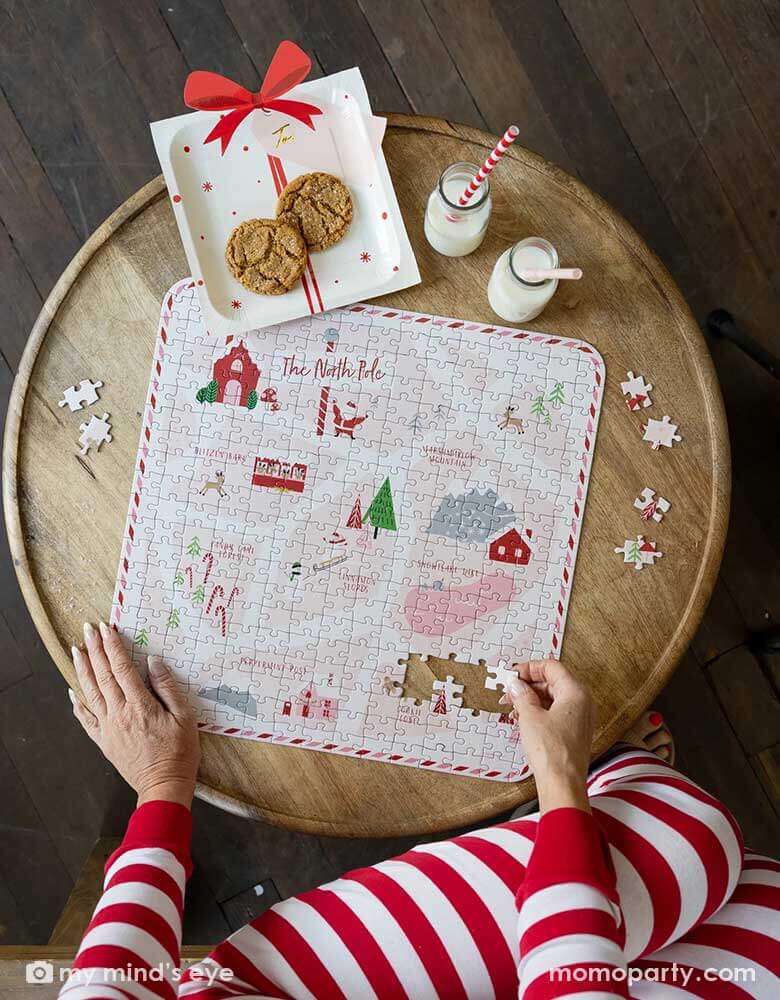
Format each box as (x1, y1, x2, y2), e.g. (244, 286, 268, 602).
(183, 40, 322, 154)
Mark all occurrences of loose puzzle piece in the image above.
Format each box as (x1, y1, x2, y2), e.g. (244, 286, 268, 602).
(484, 659, 520, 692)
(58, 378, 103, 412)
(621, 371, 653, 411)
(634, 487, 671, 523)
(78, 412, 112, 456)
(641, 416, 681, 450)
(614, 535, 662, 570)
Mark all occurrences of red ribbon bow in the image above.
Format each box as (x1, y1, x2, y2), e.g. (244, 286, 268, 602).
(184, 40, 322, 155)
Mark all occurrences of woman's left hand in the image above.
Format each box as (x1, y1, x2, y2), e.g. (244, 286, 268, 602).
(70, 622, 201, 808)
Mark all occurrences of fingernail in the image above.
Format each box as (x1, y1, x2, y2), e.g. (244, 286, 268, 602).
(67, 689, 76, 706)
(71, 645, 82, 664)
(83, 622, 95, 641)
(649, 711, 663, 727)
(148, 655, 167, 677)
(99, 621, 110, 639)
(506, 678, 524, 699)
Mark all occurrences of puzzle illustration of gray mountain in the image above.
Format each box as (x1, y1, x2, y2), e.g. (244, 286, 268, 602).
(111, 281, 604, 781)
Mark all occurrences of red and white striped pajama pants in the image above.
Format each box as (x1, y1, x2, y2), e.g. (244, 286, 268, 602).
(61, 747, 780, 999)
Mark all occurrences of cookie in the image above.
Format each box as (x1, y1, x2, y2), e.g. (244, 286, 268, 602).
(225, 218, 307, 295)
(276, 172, 353, 252)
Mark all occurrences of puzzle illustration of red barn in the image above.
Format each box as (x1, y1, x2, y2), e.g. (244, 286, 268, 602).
(212, 341, 260, 406)
(489, 528, 532, 566)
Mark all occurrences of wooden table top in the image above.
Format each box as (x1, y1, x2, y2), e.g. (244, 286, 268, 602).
(3, 115, 729, 838)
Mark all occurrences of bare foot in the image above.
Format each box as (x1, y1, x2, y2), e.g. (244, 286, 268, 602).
(622, 711, 675, 765)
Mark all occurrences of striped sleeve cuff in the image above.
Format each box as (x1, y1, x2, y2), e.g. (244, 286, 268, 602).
(518, 807, 617, 904)
(106, 801, 194, 879)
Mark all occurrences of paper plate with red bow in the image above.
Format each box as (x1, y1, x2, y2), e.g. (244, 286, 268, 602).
(183, 41, 323, 155)
(151, 46, 419, 336)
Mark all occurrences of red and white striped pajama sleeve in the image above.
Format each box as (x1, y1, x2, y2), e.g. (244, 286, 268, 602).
(59, 748, 780, 1000)
(516, 806, 629, 998)
(59, 800, 192, 1000)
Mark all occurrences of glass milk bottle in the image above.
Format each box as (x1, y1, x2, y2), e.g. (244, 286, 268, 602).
(424, 162, 492, 257)
(488, 237, 559, 323)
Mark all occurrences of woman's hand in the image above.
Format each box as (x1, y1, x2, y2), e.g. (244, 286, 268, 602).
(500, 659, 594, 814)
(69, 622, 201, 808)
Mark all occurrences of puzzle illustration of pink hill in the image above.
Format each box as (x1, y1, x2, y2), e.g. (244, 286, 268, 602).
(404, 573, 514, 636)
(111, 281, 604, 782)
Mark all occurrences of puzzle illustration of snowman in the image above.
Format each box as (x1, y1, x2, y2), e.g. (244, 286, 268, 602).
(111, 280, 605, 781)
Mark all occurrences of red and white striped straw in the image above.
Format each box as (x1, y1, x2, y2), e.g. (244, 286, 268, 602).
(458, 125, 520, 206)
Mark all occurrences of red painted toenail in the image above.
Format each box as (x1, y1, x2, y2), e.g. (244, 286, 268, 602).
(649, 711, 663, 727)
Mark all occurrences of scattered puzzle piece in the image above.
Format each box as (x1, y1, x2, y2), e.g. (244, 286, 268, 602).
(615, 535, 662, 570)
(484, 659, 520, 692)
(634, 487, 671, 523)
(642, 416, 681, 450)
(621, 371, 653, 410)
(58, 378, 103, 411)
(78, 412, 112, 456)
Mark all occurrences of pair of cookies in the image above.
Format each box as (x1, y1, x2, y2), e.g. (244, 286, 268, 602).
(225, 172, 353, 296)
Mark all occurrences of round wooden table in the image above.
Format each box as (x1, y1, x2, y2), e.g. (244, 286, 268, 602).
(3, 115, 729, 837)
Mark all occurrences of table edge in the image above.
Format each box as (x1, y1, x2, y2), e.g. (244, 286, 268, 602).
(2, 114, 730, 836)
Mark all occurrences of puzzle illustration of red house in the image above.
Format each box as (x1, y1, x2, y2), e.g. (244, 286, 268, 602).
(212, 341, 260, 406)
(489, 528, 532, 566)
(281, 682, 338, 722)
(253, 457, 308, 492)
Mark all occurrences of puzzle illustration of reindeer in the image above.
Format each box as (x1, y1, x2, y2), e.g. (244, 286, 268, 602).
(498, 405, 525, 434)
(199, 471, 228, 497)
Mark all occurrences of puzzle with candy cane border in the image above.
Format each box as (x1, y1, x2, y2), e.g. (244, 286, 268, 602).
(111, 280, 604, 781)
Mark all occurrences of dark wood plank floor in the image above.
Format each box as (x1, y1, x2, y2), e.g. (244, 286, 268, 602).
(1, 0, 779, 944)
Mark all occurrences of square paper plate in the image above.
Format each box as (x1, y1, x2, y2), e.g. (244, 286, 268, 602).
(151, 68, 420, 336)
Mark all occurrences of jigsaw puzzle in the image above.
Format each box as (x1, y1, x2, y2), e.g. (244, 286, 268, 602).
(78, 412, 112, 456)
(110, 280, 605, 781)
(621, 370, 653, 411)
(642, 415, 682, 450)
(634, 487, 670, 523)
(58, 378, 103, 412)
(615, 535, 663, 569)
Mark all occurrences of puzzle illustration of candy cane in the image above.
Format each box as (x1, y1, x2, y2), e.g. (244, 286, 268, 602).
(206, 585, 225, 615)
(315, 329, 338, 436)
(213, 604, 227, 637)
